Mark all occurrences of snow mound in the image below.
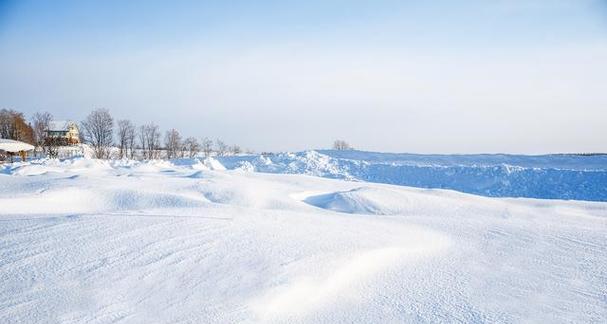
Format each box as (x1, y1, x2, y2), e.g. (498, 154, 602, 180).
(220, 151, 355, 179)
(131, 160, 176, 173)
(203, 157, 226, 171)
(170, 157, 226, 171)
(0, 186, 208, 214)
(11, 163, 58, 176)
(105, 189, 208, 210)
(235, 161, 255, 172)
(304, 187, 416, 215)
(6, 158, 113, 176)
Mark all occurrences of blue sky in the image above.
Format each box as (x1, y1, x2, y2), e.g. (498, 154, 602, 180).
(1, 0, 606, 153)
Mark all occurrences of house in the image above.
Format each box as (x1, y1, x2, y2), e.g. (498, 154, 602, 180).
(0, 138, 35, 162)
(47, 120, 80, 145)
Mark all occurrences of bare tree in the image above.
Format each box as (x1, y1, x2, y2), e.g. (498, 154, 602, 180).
(332, 139, 353, 151)
(179, 142, 187, 158)
(138, 125, 147, 159)
(231, 144, 242, 155)
(81, 109, 114, 159)
(138, 123, 161, 160)
(164, 128, 182, 159)
(116, 119, 135, 159)
(215, 139, 228, 157)
(150, 125, 161, 159)
(182, 137, 200, 158)
(201, 137, 213, 157)
(31, 112, 53, 156)
(139, 123, 161, 159)
(126, 125, 136, 159)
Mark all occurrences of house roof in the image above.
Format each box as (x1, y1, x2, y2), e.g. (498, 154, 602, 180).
(48, 120, 77, 132)
(0, 139, 35, 152)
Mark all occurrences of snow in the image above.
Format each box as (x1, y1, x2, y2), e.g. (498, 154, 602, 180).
(0, 157, 606, 323)
(218, 150, 607, 201)
(303, 187, 422, 215)
(0, 139, 35, 153)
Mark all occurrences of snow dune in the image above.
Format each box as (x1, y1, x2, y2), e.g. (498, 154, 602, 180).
(303, 186, 442, 215)
(1, 158, 606, 323)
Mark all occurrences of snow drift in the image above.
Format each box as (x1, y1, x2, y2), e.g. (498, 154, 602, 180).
(219, 150, 607, 201)
(304, 187, 417, 215)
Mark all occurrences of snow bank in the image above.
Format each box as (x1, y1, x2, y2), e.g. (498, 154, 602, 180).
(220, 151, 357, 180)
(219, 151, 607, 201)
(2, 158, 113, 176)
(3, 150, 605, 201)
(1, 157, 229, 176)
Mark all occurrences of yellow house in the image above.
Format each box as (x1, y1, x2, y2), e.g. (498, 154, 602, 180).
(47, 120, 80, 145)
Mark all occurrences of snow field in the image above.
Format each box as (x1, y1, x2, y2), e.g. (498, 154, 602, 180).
(0, 158, 606, 323)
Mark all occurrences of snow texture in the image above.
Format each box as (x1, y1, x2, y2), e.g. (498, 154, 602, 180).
(219, 150, 607, 201)
(0, 139, 35, 153)
(1, 157, 606, 323)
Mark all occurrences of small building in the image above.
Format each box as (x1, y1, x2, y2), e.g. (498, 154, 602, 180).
(0, 139, 35, 162)
(47, 120, 80, 145)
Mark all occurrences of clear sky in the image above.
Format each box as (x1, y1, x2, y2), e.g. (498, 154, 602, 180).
(1, 0, 606, 153)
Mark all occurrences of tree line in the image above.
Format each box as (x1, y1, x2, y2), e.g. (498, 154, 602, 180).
(81, 108, 249, 159)
(1, 108, 249, 160)
(2, 107, 353, 159)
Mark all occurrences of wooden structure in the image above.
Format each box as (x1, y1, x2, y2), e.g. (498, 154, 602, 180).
(0, 139, 35, 162)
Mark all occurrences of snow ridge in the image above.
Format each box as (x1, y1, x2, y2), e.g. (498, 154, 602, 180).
(219, 150, 607, 201)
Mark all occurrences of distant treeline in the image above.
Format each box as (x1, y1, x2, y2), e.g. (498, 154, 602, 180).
(0, 108, 251, 159)
(2, 107, 355, 159)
